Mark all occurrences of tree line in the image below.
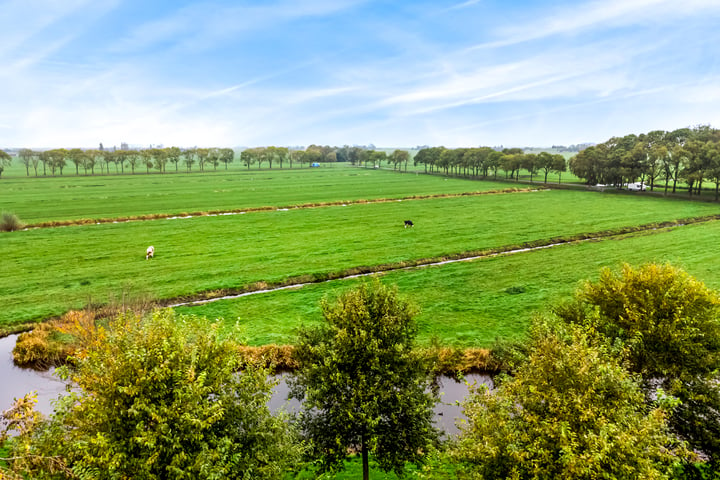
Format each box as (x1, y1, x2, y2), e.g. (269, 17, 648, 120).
(413, 146, 568, 183)
(2, 264, 720, 479)
(4, 144, 395, 177)
(239, 145, 412, 171)
(13, 147, 235, 176)
(569, 125, 720, 199)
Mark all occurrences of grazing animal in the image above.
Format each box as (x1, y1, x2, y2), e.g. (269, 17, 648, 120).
(404, 220, 414, 228)
(146, 246, 155, 260)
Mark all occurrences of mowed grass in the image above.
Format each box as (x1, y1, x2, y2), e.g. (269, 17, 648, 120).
(2, 188, 718, 329)
(178, 219, 720, 348)
(0, 165, 515, 224)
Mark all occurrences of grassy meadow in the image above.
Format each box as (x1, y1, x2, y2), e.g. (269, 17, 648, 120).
(2, 164, 720, 337)
(0, 165, 517, 224)
(177, 219, 720, 348)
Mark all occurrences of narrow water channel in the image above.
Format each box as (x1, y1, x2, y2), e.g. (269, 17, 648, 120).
(1, 335, 490, 435)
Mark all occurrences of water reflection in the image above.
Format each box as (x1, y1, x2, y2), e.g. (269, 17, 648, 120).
(0, 335, 67, 416)
(1, 335, 492, 435)
(268, 372, 492, 436)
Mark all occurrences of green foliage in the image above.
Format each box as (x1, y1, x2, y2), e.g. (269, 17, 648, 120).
(1, 393, 42, 444)
(0, 150, 11, 177)
(0, 212, 24, 232)
(559, 263, 720, 381)
(556, 263, 720, 463)
(290, 279, 439, 479)
(447, 321, 683, 479)
(8, 309, 303, 479)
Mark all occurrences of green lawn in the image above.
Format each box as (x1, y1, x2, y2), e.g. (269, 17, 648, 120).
(3, 187, 718, 330)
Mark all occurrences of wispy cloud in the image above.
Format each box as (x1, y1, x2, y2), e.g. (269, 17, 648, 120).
(469, 0, 720, 50)
(2, 0, 720, 148)
(444, 0, 483, 11)
(111, 0, 367, 54)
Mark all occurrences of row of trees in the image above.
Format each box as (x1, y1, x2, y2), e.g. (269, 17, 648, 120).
(14, 147, 236, 176)
(3, 265, 720, 479)
(239, 144, 339, 169)
(414, 146, 568, 183)
(569, 125, 720, 199)
(5, 144, 572, 183)
(238, 145, 412, 171)
(6, 144, 389, 177)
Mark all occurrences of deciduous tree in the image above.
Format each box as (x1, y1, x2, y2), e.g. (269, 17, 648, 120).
(219, 147, 234, 170)
(556, 263, 720, 463)
(0, 150, 11, 178)
(18, 148, 35, 176)
(68, 148, 85, 175)
(449, 321, 683, 479)
(183, 148, 196, 172)
(390, 149, 409, 171)
(291, 280, 439, 480)
(166, 146, 182, 172)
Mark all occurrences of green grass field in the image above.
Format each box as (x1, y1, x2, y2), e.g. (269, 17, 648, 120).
(175, 220, 720, 348)
(2, 170, 719, 333)
(0, 165, 522, 224)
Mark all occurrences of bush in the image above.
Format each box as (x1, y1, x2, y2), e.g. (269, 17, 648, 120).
(0, 212, 24, 232)
(6, 309, 304, 479)
(556, 263, 720, 463)
(447, 321, 686, 479)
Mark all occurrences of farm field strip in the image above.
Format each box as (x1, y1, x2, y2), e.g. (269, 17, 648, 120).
(2, 189, 718, 329)
(168, 217, 691, 308)
(175, 220, 720, 348)
(22, 187, 537, 229)
(0, 167, 518, 224)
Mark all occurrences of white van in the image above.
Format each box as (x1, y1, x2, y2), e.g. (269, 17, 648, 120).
(627, 182, 646, 191)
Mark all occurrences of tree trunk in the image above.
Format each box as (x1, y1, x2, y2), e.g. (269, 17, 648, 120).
(362, 435, 369, 480)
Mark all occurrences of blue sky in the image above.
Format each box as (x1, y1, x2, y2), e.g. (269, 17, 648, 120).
(2, 0, 720, 149)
